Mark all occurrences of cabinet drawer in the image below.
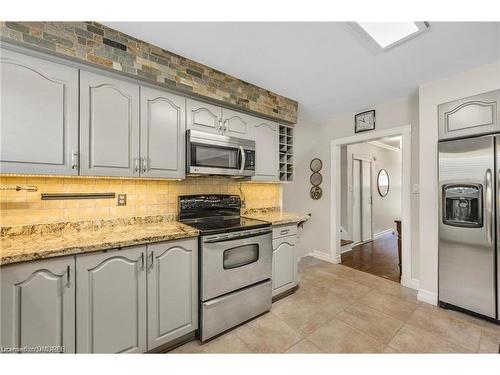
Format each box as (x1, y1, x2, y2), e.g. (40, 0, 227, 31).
(272, 224, 297, 239)
(200, 280, 271, 341)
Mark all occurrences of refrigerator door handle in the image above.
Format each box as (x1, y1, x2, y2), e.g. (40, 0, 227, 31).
(485, 168, 493, 244)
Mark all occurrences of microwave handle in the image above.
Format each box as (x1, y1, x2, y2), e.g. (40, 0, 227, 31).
(239, 146, 246, 173)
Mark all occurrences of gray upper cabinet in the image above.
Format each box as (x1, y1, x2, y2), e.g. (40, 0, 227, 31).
(147, 238, 198, 351)
(76, 246, 147, 353)
(0, 48, 79, 175)
(438, 89, 500, 140)
(1, 257, 75, 353)
(253, 120, 279, 181)
(187, 99, 222, 134)
(140, 86, 186, 179)
(80, 70, 140, 177)
(222, 108, 254, 139)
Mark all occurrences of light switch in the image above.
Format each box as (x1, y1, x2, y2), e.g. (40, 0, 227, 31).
(117, 194, 127, 206)
(412, 184, 420, 194)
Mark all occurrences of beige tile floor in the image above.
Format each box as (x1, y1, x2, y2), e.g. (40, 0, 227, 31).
(170, 256, 500, 354)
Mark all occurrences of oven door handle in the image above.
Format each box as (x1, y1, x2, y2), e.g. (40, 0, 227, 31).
(203, 230, 271, 243)
(239, 146, 246, 174)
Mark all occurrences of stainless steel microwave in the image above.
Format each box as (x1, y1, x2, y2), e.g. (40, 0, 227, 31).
(186, 130, 256, 177)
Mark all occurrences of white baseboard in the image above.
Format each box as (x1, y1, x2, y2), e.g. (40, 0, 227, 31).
(417, 288, 438, 305)
(340, 246, 353, 254)
(373, 228, 394, 239)
(308, 250, 339, 264)
(401, 276, 420, 291)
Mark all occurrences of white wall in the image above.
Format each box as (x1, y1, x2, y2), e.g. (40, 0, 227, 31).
(418, 60, 500, 304)
(341, 143, 402, 238)
(283, 94, 420, 281)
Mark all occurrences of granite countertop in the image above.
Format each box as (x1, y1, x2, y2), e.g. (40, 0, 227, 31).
(0, 215, 199, 266)
(242, 211, 311, 226)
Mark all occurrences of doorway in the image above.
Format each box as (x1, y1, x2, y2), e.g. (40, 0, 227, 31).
(330, 125, 413, 288)
(352, 157, 372, 244)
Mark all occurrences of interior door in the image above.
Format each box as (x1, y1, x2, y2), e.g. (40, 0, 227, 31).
(361, 160, 373, 241)
(352, 159, 362, 243)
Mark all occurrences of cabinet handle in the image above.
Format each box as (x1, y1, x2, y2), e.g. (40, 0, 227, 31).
(141, 252, 145, 270)
(134, 157, 140, 173)
(224, 119, 228, 132)
(142, 157, 148, 174)
(66, 265, 71, 288)
(71, 151, 78, 169)
(218, 120, 223, 132)
(280, 229, 290, 235)
(149, 251, 154, 270)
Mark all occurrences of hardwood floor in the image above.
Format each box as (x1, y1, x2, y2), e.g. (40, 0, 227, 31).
(341, 232, 401, 283)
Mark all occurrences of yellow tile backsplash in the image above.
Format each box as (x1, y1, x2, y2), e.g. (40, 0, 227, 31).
(0, 176, 282, 226)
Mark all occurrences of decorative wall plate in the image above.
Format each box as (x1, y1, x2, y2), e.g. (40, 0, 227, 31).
(310, 172, 323, 186)
(310, 186, 322, 200)
(310, 158, 323, 172)
(377, 169, 390, 197)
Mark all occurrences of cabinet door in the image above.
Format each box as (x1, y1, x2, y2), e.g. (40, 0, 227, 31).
(76, 246, 146, 353)
(221, 108, 253, 139)
(140, 86, 186, 179)
(186, 99, 222, 134)
(272, 236, 297, 297)
(253, 120, 279, 181)
(80, 71, 140, 177)
(147, 239, 198, 351)
(438, 89, 500, 140)
(0, 48, 79, 175)
(1, 257, 75, 353)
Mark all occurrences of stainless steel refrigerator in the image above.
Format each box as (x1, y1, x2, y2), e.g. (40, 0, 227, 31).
(439, 134, 499, 321)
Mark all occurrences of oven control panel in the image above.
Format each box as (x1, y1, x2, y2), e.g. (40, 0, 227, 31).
(179, 194, 241, 212)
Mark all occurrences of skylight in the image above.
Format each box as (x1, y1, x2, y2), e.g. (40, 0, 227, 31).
(356, 22, 428, 50)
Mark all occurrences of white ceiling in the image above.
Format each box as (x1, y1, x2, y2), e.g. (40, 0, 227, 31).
(104, 22, 500, 123)
(377, 136, 402, 149)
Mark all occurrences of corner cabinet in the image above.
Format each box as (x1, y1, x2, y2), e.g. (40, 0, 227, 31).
(147, 238, 198, 350)
(272, 224, 298, 298)
(0, 48, 79, 175)
(140, 86, 186, 179)
(438, 89, 500, 140)
(1, 257, 75, 353)
(253, 120, 279, 181)
(80, 71, 140, 177)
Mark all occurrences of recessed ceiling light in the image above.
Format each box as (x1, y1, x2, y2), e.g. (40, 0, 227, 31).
(354, 22, 429, 50)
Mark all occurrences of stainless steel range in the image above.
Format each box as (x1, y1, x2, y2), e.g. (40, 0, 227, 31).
(179, 194, 272, 341)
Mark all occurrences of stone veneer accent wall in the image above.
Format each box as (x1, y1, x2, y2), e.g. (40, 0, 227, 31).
(0, 176, 281, 226)
(0, 21, 298, 123)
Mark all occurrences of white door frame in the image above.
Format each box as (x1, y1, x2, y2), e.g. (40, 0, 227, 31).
(351, 155, 373, 244)
(330, 125, 413, 289)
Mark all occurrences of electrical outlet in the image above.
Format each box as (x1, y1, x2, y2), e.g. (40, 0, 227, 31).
(241, 199, 246, 208)
(117, 194, 127, 206)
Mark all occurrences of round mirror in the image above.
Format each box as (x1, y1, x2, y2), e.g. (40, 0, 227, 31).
(310, 158, 323, 172)
(310, 172, 323, 186)
(377, 169, 390, 197)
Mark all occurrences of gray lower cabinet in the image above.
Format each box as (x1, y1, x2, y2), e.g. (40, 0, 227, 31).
(1, 257, 75, 353)
(140, 86, 186, 179)
(272, 225, 298, 297)
(147, 238, 198, 350)
(76, 246, 147, 353)
(80, 70, 140, 177)
(253, 120, 279, 181)
(0, 48, 79, 175)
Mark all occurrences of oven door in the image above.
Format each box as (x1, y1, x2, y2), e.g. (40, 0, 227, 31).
(200, 228, 272, 301)
(187, 130, 255, 177)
